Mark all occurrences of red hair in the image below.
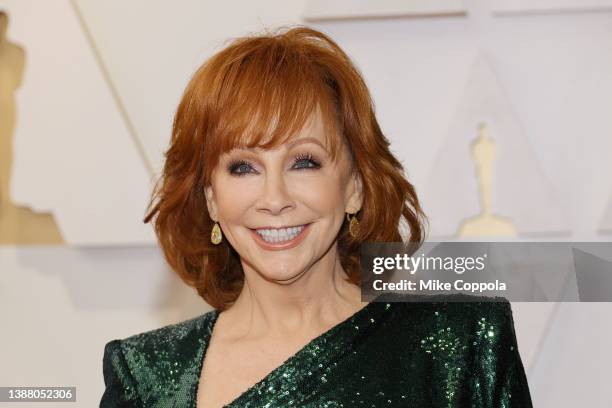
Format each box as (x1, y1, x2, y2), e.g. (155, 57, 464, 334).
(144, 25, 428, 311)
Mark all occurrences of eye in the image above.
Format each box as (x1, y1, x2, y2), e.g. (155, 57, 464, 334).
(293, 152, 321, 170)
(227, 159, 256, 176)
(226, 153, 320, 175)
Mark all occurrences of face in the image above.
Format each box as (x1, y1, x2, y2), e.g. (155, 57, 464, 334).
(205, 109, 363, 283)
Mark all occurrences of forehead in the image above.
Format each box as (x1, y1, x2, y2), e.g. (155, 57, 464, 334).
(257, 110, 328, 150)
(219, 103, 344, 157)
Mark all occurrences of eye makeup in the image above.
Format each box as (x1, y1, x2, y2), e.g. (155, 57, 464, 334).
(293, 152, 321, 170)
(226, 151, 322, 176)
(227, 159, 257, 177)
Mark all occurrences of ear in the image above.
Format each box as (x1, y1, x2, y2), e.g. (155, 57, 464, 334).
(204, 185, 218, 221)
(345, 170, 364, 214)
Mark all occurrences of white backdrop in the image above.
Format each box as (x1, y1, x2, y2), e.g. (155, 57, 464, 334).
(6, 0, 154, 245)
(1, 0, 611, 406)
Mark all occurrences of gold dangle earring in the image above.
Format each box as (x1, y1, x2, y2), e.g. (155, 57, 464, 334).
(346, 212, 360, 238)
(211, 222, 223, 245)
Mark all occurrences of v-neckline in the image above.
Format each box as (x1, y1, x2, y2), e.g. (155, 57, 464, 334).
(192, 294, 388, 407)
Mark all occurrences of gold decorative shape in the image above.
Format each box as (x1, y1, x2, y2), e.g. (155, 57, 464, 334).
(347, 213, 360, 237)
(211, 222, 222, 245)
(457, 123, 518, 237)
(349, 217, 359, 237)
(422, 53, 568, 238)
(0, 11, 63, 245)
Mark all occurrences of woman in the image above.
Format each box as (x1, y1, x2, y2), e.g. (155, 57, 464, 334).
(100, 26, 533, 407)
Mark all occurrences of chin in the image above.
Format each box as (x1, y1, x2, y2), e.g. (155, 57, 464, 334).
(256, 263, 307, 283)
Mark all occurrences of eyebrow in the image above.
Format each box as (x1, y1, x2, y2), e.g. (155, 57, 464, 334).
(287, 136, 328, 151)
(231, 136, 329, 153)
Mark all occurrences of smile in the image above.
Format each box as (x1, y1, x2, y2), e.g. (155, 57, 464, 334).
(250, 223, 311, 250)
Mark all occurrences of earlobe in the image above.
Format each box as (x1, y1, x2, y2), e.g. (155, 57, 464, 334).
(204, 186, 218, 221)
(346, 173, 364, 214)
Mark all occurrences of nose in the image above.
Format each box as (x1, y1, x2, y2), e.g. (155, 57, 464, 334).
(255, 169, 295, 215)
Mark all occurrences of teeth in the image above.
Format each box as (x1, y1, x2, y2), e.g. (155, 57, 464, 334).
(256, 225, 306, 243)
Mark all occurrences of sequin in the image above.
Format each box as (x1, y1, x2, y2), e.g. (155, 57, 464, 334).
(100, 292, 533, 407)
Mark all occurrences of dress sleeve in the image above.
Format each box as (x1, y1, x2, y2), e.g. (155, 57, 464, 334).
(100, 340, 143, 408)
(469, 300, 534, 408)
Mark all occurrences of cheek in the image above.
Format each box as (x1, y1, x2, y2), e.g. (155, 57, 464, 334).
(292, 174, 346, 212)
(213, 178, 258, 220)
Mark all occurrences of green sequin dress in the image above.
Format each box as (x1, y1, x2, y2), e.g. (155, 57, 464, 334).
(100, 293, 533, 407)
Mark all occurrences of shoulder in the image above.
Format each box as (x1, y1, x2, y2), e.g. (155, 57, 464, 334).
(119, 309, 216, 351)
(380, 292, 517, 353)
(107, 309, 218, 363)
(382, 292, 513, 324)
(373, 295, 532, 406)
(101, 310, 218, 405)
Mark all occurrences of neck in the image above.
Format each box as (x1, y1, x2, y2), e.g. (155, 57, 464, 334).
(224, 245, 364, 340)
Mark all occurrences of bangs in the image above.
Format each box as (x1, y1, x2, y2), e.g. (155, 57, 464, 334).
(202, 38, 343, 178)
(149, 26, 428, 311)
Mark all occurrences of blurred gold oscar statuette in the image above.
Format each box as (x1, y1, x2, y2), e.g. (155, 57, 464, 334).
(457, 123, 517, 237)
(0, 11, 63, 244)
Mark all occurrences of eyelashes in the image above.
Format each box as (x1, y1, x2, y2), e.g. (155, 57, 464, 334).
(227, 152, 321, 176)
(293, 152, 321, 170)
(227, 159, 254, 176)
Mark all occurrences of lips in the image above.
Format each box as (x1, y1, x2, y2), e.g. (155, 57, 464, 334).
(252, 223, 307, 231)
(255, 224, 307, 243)
(249, 223, 311, 251)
